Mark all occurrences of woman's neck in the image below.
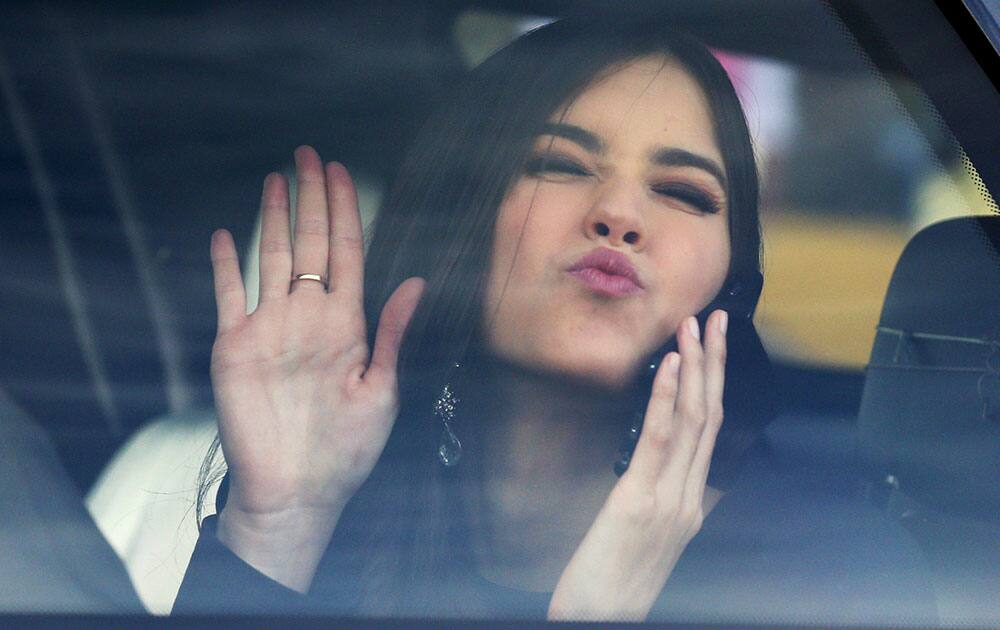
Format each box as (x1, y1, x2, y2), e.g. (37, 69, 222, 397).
(478, 357, 629, 470)
(466, 356, 632, 592)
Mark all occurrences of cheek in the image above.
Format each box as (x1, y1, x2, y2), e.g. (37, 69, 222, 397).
(683, 236, 730, 296)
(649, 223, 731, 327)
(483, 185, 542, 350)
(485, 182, 572, 308)
(484, 182, 590, 368)
(485, 190, 531, 310)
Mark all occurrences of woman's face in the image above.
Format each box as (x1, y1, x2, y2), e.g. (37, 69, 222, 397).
(484, 55, 732, 389)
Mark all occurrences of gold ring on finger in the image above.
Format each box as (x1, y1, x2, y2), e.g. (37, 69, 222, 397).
(291, 273, 329, 290)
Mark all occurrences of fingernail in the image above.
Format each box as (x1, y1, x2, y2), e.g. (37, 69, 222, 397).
(668, 352, 680, 374)
(719, 311, 728, 336)
(688, 317, 700, 341)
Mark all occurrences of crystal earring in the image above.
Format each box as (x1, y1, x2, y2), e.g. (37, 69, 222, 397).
(435, 362, 463, 466)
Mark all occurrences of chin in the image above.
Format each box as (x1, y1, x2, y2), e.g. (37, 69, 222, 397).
(530, 345, 646, 392)
(483, 322, 657, 391)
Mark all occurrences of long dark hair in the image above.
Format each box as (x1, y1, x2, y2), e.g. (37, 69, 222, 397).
(200, 14, 767, 619)
(326, 15, 767, 618)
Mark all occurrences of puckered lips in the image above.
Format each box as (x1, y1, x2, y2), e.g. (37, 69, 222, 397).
(566, 247, 645, 297)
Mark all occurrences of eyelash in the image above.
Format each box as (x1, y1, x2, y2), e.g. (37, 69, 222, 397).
(524, 154, 722, 215)
(651, 182, 722, 215)
(524, 155, 589, 177)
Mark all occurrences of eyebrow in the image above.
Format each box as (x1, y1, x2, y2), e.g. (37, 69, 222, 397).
(537, 122, 728, 191)
(651, 147, 728, 191)
(538, 122, 605, 153)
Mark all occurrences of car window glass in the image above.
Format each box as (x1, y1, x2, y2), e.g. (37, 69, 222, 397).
(1, 1, 997, 626)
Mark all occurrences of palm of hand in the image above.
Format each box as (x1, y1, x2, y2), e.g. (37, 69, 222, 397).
(213, 300, 381, 514)
(208, 146, 424, 521)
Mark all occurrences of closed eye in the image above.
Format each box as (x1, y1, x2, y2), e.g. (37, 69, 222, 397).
(524, 154, 592, 178)
(651, 182, 722, 214)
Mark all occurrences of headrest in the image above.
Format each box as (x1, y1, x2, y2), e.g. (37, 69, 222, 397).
(858, 215, 1000, 520)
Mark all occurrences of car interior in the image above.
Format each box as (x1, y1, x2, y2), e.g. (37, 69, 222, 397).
(1, 0, 997, 626)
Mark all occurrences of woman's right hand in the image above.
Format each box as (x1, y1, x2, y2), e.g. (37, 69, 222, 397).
(207, 146, 424, 591)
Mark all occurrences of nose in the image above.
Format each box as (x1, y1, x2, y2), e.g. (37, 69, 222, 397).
(584, 180, 646, 249)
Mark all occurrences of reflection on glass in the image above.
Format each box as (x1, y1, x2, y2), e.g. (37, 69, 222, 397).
(1, 2, 996, 627)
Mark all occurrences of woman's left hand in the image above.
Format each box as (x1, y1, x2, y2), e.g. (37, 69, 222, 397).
(548, 309, 728, 622)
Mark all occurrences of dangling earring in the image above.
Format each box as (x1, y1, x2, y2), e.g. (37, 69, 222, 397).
(436, 362, 463, 466)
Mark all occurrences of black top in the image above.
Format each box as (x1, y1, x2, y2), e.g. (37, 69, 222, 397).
(173, 447, 938, 625)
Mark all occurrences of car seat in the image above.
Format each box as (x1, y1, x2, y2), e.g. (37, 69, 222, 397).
(0, 386, 143, 613)
(857, 215, 1000, 626)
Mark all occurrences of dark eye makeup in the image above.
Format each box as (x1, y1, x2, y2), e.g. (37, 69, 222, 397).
(524, 151, 723, 215)
(651, 182, 723, 215)
(524, 154, 591, 178)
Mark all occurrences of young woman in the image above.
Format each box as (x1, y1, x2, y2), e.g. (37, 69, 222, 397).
(173, 15, 932, 623)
